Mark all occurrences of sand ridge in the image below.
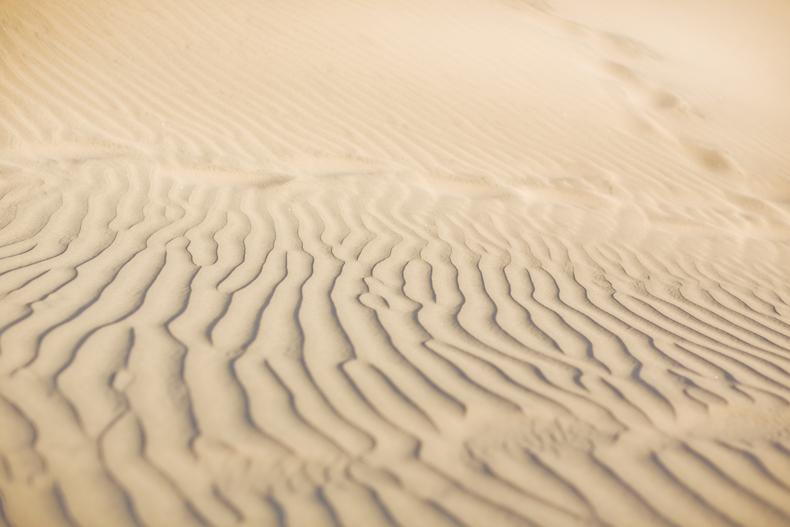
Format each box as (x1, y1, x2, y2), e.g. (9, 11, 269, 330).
(1, 0, 790, 526)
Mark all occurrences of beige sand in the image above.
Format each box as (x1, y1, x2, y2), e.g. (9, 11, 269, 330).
(1, 0, 790, 525)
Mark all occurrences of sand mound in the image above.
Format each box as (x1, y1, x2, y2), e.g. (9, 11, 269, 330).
(1, 0, 790, 526)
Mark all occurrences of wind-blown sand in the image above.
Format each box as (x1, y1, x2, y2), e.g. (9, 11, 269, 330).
(1, 0, 790, 526)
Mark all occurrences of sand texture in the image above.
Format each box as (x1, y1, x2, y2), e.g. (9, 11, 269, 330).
(1, 0, 790, 525)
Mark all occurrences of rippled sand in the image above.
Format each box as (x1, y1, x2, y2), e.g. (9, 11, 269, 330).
(1, 1, 790, 526)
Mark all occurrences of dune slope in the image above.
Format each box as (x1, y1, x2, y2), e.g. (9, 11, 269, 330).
(1, 1, 790, 526)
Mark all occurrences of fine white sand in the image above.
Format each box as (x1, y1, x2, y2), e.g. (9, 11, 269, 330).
(1, 1, 790, 526)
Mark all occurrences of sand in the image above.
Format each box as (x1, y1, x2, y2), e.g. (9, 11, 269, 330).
(1, 0, 790, 525)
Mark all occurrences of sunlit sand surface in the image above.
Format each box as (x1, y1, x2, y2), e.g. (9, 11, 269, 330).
(1, 1, 790, 525)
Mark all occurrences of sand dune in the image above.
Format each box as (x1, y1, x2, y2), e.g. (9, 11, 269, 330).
(1, 0, 790, 526)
